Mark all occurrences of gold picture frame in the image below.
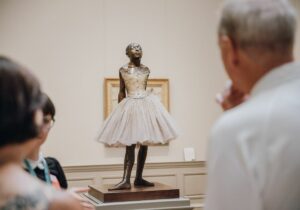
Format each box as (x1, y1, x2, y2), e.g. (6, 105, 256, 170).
(104, 78, 169, 119)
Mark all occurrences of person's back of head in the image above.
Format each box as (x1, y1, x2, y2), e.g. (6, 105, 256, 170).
(0, 56, 84, 210)
(218, 0, 298, 93)
(219, 0, 297, 60)
(0, 56, 45, 148)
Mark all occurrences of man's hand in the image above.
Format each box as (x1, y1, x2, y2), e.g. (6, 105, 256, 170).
(216, 81, 249, 111)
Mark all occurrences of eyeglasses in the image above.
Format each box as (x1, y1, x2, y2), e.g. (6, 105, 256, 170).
(43, 117, 55, 129)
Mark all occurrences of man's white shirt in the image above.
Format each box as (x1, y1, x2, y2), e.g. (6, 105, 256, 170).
(205, 62, 300, 210)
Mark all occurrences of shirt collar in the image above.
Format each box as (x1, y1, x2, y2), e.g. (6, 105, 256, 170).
(251, 62, 300, 97)
(27, 152, 45, 170)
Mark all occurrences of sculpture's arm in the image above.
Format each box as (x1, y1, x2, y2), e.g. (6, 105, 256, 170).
(118, 70, 126, 103)
(144, 66, 150, 89)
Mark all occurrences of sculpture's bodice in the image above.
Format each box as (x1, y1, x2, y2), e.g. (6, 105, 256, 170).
(120, 67, 150, 98)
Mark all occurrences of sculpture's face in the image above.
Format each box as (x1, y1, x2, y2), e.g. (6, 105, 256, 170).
(128, 44, 143, 59)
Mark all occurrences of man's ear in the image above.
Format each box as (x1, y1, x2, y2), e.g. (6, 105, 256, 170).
(219, 35, 239, 66)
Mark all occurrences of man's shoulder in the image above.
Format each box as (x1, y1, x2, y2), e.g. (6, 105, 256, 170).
(211, 98, 269, 139)
(215, 99, 262, 125)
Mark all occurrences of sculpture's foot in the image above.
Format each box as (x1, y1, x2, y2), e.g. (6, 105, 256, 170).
(134, 178, 155, 187)
(108, 181, 131, 191)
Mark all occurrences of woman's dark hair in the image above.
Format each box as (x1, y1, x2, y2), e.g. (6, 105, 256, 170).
(42, 93, 55, 120)
(0, 56, 45, 147)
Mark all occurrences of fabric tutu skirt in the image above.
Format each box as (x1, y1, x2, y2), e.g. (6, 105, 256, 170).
(97, 94, 179, 146)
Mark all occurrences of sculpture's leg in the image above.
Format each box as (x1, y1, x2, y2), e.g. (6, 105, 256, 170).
(134, 145, 155, 187)
(108, 144, 136, 190)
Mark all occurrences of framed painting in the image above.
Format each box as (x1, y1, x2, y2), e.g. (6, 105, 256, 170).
(104, 78, 169, 119)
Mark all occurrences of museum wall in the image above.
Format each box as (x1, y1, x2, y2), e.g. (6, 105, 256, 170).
(0, 0, 299, 167)
(293, 0, 300, 59)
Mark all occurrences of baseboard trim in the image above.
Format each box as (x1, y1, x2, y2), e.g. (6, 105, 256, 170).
(63, 161, 206, 173)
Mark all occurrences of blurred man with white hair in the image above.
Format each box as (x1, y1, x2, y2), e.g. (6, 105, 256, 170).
(206, 0, 300, 210)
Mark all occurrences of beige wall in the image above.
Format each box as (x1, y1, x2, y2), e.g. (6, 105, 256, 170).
(293, 0, 300, 60)
(0, 0, 299, 166)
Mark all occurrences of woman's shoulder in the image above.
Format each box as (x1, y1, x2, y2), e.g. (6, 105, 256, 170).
(0, 171, 80, 210)
(0, 167, 53, 210)
(0, 164, 42, 192)
(0, 188, 51, 210)
(45, 156, 68, 189)
(45, 157, 61, 167)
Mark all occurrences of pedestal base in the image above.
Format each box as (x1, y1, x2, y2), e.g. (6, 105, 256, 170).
(83, 193, 193, 210)
(88, 182, 179, 203)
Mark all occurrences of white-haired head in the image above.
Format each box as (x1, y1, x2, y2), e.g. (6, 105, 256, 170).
(218, 0, 297, 56)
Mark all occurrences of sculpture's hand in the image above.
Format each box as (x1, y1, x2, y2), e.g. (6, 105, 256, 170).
(215, 81, 249, 111)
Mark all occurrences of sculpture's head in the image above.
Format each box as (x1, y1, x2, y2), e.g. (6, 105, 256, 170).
(126, 43, 143, 59)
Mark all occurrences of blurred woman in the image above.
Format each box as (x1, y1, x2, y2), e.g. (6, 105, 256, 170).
(24, 93, 68, 189)
(0, 56, 83, 210)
